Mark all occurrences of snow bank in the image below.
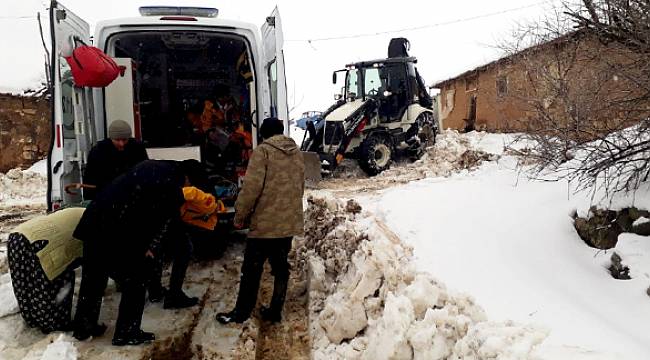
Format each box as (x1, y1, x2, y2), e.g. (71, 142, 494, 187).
(632, 217, 649, 227)
(300, 197, 548, 360)
(0, 274, 19, 318)
(376, 129, 499, 181)
(26, 159, 47, 177)
(614, 233, 650, 282)
(369, 131, 650, 359)
(0, 167, 47, 208)
(319, 130, 499, 192)
(39, 335, 78, 360)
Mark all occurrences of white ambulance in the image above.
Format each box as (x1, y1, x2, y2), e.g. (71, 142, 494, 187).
(47, 2, 288, 210)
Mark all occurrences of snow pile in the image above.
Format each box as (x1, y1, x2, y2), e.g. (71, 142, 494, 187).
(377, 129, 499, 181)
(633, 217, 650, 227)
(371, 131, 650, 358)
(298, 197, 368, 277)
(0, 274, 19, 318)
(26, 159, 48, 177)
(0, 168, 47, 208)
(320, 130, 500, 192)
(38, 335, 78, 360)
(301, 197, 548, 360)
(453, 321, 548, 359)
(613, 233, 650, 283)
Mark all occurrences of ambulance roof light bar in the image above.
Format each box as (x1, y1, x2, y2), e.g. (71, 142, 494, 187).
(139, 6, 219, 18)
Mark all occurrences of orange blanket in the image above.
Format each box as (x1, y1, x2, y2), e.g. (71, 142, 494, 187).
(180, 186, 225, 230)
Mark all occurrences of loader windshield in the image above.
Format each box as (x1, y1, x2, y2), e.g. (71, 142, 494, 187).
(345, 69, 359, 100)
(345, 64, 400, 101)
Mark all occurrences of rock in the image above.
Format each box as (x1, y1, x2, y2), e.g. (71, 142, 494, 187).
(609, 252, 631, 280)
(345, 199, 362, 215)
(631, 216, 650, 236)
(616, 208, 635, 233)
(457, 150, 493, 170)
(629, 207, 650, 221)
(574, 209, 622, 249)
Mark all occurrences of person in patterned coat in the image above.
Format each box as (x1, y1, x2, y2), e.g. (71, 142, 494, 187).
(7, 208, 85, 333)
(216, 118, 305, 324)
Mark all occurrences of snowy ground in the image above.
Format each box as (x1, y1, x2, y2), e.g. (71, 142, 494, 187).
(0, 159, 48, 272)
(353, 132, 650, 359)
(0, 132, 649, 359)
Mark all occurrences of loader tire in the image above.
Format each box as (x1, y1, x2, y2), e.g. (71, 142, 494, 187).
(359, 135, 392, 176)
(411, 112, 437, 160)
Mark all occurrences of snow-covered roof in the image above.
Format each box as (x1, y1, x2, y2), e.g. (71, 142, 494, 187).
(0, 2, 48, 96)
(431, 30, 586, 88)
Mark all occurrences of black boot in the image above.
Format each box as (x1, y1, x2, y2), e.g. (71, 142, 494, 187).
(148, 285, 167, 303)
(163, 290, 199, 309)
(261, 273, 288, 324)
(260, 306, 282, 323)
(216, 309, 249, 324)
(112, 329, 155, 346)
(73, 323, 108, 341)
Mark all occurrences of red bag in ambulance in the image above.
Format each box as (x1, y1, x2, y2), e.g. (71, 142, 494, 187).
(65, 40, 125, 88)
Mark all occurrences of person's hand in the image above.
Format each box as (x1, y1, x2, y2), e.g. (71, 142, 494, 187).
(145, 250, 155, 259)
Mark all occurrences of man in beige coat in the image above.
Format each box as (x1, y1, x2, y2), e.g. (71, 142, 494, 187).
(217, 118, 304, 324)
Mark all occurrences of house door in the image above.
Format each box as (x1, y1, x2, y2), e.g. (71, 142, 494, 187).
(465, 95, 477, 132)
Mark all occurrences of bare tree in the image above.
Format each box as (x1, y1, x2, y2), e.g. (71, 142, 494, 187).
(503, 1, 650, 193)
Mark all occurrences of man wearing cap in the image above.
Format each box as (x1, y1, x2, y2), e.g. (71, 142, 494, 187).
(83, 119, 148, 200)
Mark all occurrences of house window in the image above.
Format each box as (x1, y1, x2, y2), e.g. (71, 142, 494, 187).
(465, 74, 478, 92)
(496, 76, 508, 97)
(445, 90, 455, 111)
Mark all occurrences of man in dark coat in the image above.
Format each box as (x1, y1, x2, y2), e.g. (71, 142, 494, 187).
(83, 119, 148, 200)
(72, 159, 202, 346)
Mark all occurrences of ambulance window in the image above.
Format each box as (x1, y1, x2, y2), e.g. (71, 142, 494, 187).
(60, 61, 76, 139)
(268, 60, 278, 118)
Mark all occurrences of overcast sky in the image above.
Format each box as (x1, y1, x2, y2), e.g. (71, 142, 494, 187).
(1, 0, 564, 116)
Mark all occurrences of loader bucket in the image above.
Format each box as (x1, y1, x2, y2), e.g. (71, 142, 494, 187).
(302, 151, 322, 182)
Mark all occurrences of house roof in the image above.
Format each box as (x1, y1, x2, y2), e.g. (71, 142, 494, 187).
(431, 30, 587, 89)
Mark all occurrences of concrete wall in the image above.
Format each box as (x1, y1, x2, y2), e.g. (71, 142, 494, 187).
(0, 94, 50, 172)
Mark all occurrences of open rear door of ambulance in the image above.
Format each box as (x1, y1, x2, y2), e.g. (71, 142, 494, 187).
(261, 8, 321, 180)
(47, 0, 96, 210)
(261, 7, 289, 129)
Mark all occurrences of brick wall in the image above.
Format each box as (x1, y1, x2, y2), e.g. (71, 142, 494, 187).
(436, 34, 649, 133)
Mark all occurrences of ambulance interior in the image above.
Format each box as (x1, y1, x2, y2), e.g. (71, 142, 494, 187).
(110, 31, 254, 196)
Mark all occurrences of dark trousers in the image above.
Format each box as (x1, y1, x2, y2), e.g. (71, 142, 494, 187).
(233, 237, 292, 317)
(148, 236, 192, 294)
(74, 245, 148, 337)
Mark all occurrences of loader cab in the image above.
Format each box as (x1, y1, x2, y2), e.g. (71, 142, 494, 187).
(47, 2, 288, 211)
(334, 57, 421, 123)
